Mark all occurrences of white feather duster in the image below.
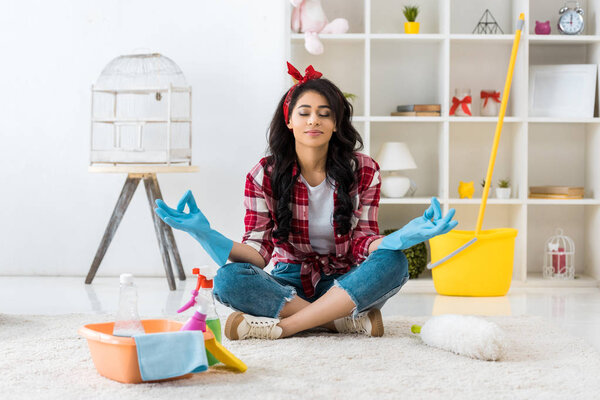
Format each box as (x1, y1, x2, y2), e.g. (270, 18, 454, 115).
(411, 314, 505, 361)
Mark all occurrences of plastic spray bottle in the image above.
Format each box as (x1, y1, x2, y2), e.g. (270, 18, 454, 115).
(113, 273, 145, 337)
(178, 266, 222, 366)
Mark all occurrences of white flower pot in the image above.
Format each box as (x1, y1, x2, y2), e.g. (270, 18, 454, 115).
(495, 188, 511, 199)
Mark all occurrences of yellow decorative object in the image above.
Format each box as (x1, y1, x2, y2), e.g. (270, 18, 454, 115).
(458, 181, 474, 199)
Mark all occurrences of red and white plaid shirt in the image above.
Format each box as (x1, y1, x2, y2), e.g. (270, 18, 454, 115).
(242, 152, 384, 297)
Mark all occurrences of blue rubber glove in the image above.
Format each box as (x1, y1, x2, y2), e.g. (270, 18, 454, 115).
(154, 190, 233, 266)
(379, 197, 458, 251)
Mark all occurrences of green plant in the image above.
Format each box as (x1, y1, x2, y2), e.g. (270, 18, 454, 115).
(498, 178, 510, 188)
(480, 179, 492, 188)
(402, 5, 419, 22)
(383, 229, 428, 279)
(343, 92, 357, 102)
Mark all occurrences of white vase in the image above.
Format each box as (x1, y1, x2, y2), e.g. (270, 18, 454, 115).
(495, 188, 511, 199)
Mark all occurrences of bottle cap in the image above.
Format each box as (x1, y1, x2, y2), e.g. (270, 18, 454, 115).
(120, 273, 134, 284)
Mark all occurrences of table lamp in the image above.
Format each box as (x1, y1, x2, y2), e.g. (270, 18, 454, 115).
(376, 142, 417, 197)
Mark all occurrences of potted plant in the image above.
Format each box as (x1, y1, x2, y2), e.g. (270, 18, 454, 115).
(403, 5, 420, 34)
(496, 178, 511, 199)
(480, 178, 492, 197)
(343, 92, 357, 104)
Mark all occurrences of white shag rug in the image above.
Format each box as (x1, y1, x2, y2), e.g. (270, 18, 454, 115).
(1, 313, 599, 400)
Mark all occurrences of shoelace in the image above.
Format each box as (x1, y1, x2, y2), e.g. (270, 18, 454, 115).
(341, 315, 367, 334)
(247, 320, 279, 339)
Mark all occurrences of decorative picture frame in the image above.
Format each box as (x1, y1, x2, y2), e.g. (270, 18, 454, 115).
(529, 64, 597, 118)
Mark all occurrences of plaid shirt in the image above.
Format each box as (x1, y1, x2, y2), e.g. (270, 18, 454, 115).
(242, 152, 384, 298)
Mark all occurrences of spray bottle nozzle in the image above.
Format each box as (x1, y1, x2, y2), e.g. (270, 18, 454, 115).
(177, 289, 199, 313)
(177, 268, 207, 313)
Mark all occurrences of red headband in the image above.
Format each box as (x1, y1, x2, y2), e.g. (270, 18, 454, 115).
(283, 62, 323, 123)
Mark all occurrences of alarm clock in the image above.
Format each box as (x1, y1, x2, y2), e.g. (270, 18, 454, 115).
(558, 1, 584, 35)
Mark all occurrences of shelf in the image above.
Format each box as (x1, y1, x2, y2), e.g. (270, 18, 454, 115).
(529, 35, 600, 44)
(287, 0, 600, 288)
(527, 199, 600, 205)
(371, 116, 524, 123)
(290, 33, 366, 41)
(449, 116, 523, 123)
(405, 275, 599, 290)
(450, 34, 514, 42)
(527, 117, 600, 124)
(448, 198, 522, 205)
(519, 273, 599, 288)
(370, 116, 443, 123)
(370, 34, 445, 42)
(380, 197, 434, 205)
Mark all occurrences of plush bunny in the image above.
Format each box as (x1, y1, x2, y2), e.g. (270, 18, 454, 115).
(290, 0, 349, 55)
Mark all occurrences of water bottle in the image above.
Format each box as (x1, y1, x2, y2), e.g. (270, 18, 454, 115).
(199, 266, 222, 366)
(113, 273, 145, 337)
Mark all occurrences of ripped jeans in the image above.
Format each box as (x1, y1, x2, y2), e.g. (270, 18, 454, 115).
(213, 249, 409, 319)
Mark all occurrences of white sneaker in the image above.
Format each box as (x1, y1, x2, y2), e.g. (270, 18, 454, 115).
(224, 312, 283, 340)
(333, 308, 384, 337)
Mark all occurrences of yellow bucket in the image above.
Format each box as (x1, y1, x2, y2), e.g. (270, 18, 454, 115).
(429, 228, 518, 296)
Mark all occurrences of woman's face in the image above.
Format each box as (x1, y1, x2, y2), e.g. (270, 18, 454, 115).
(287, 90, 336, 151)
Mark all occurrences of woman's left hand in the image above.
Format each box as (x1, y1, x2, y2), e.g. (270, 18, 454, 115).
(379, 197, 458, 251)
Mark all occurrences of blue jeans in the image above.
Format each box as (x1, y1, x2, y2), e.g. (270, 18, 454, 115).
(213, 249, 409, 319)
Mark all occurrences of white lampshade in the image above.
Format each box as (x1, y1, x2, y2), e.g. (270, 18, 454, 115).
(376, 142, 417, 171)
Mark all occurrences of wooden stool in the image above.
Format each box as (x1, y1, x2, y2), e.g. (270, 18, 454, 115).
(85, 165, 199, 290)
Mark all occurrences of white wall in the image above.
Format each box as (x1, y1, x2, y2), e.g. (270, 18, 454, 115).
(0, 1, 287, 277)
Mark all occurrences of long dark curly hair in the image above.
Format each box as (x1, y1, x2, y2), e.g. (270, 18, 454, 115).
(266, 78, 363, 244)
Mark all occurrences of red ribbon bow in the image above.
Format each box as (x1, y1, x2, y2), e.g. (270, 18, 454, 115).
(480, 91, 501, 107)
(283, 62, 323, 123)
(449, 95, 472, 116)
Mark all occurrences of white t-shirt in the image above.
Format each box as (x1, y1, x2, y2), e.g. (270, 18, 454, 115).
(300, 175, 336, 255)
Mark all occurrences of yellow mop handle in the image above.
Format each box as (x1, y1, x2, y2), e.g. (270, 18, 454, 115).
(475, 14, 524, 235)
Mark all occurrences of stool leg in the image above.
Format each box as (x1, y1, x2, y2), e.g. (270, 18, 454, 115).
(150, 175, 186, 281)
(144, 176, 176, 290)
(86, 175, 140, 284)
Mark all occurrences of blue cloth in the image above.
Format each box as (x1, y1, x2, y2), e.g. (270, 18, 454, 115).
(213, 249, 409, 318)
(134, 331, 208, 381)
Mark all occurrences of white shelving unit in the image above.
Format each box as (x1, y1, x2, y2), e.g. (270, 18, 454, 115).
(286, 0, 600, 287)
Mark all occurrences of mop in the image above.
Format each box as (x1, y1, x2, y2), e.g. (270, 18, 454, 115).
(428, 13, 525, 270)
(410, 14, 525, 361)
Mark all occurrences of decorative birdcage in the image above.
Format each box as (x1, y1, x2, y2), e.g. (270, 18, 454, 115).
(90, 53, 192, 165)
(543, 228, 575, 280)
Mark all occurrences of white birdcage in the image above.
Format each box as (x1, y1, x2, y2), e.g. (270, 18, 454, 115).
(543, 228, 575, 280)
(90, 53, 192, 165)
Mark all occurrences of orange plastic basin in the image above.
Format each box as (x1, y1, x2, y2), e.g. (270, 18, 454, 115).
(78, 319, 213, 384)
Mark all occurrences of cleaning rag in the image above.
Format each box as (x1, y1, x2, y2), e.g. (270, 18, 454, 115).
(134, 331, 208, 381)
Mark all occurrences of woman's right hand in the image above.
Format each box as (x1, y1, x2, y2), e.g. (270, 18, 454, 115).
(155, 190, 212, 239)
(154, 190, 233, 266)
(378, 197, 457, 251)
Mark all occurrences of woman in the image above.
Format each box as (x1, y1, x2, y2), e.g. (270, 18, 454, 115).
(154, 63, 457, 340)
